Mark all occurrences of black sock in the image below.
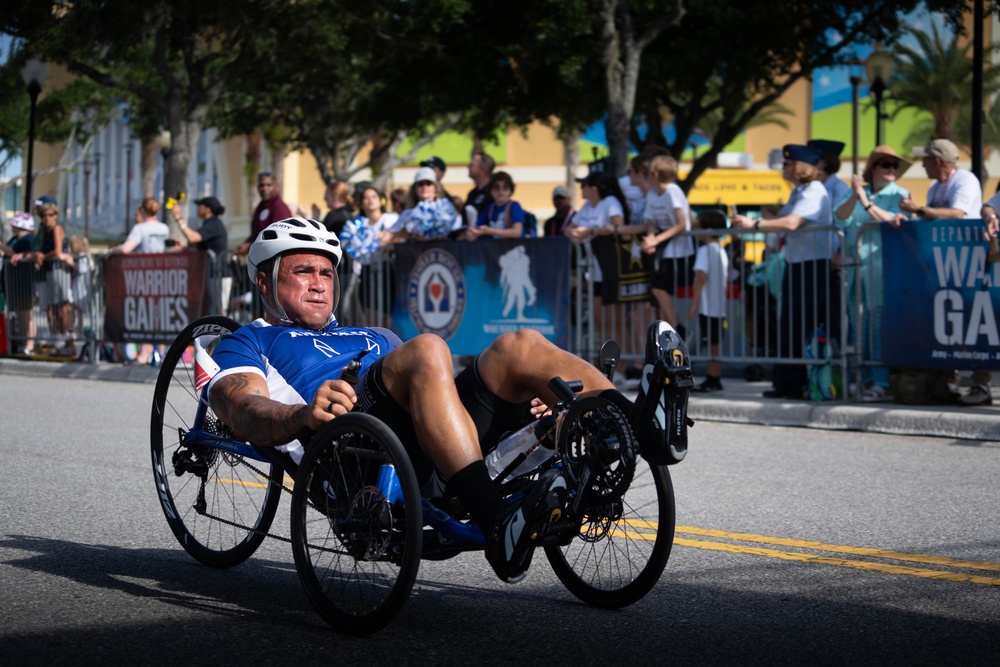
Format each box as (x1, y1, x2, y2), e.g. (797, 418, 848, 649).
(447, 460, 503, 532)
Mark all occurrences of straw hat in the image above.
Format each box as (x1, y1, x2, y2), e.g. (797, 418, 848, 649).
(863, 145, 912, 183)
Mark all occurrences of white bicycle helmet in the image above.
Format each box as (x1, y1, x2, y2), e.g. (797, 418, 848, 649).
(248, 217, 344, 325)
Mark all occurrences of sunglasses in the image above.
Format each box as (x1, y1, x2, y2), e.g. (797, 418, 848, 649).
(878, 161, 900, 169)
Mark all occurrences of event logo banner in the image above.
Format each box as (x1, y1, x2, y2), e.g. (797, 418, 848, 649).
(392, 238, 569, 355)
(103, 252, 211, 342)
(881, 219, 999, 369)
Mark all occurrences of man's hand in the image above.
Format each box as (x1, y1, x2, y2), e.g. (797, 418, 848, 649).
(899, 197, 921, 214)
(304, 379, 358, 431)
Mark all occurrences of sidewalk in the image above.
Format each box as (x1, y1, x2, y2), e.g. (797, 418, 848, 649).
(1, 356, 998, 442)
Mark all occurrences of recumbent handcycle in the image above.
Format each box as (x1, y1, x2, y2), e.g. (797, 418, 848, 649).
(150, 316, 693, 635)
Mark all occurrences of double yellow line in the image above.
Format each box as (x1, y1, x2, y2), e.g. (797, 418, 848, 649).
(673, 525, 1000, 587)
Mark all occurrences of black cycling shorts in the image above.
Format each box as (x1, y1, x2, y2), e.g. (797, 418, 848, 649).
(356, 356, 445, 497)
(454, 356, 533, 454)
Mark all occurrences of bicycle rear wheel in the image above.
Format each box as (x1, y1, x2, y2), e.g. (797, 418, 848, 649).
(545, 399, 675, 608)
(291, 413, 423, 636)
(150, 316, 283, 568)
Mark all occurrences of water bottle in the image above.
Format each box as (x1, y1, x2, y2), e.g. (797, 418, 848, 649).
(484, 415, 557, 482)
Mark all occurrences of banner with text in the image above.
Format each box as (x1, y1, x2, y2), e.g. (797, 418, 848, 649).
(103, 252, 211, 343)
(391, 238, 569, 354)
(881, 219, 999, 369)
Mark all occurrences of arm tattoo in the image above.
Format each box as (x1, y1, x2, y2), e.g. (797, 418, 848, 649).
(211, 375, 308, 447)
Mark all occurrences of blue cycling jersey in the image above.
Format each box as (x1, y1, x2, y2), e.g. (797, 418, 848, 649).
(208, 318, 400, 462)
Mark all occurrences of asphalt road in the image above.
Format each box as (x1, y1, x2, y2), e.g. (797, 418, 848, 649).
(1, 376, 999, 665)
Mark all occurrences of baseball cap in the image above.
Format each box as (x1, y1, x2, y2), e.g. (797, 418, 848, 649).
(914, 138, 959, 163)
(194, 196, 225, 216)
(33, 194, 57, 207)
(413, 166, 438, 184)
(807, 139, 845, 157)
(420, 156, 446, 172)
(552, 185, 570, 199)
(782, 144, 823, 166)
(9, 212, 35, 232)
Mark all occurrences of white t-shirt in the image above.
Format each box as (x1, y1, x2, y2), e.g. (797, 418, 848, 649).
(126, 221, 170, 253)
(619, 174, 645, 221)
(781, 181, 833, 263)
(570, 196, 624, 283)
(644, 184, 694, 259)
(927, 169, 982, 217)
(693, 241, 729, 318)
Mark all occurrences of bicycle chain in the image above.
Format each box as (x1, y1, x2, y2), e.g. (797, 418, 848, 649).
(197, 456, 297, 544)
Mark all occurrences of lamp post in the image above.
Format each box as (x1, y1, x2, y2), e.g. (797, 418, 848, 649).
(865, 43, 895, 147)
(849, 58, 864, 175)
(20, 58, 47, 212)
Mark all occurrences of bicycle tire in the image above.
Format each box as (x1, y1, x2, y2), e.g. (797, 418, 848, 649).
(545, 458, 675, 608)
(150, 315, 283, 568)
(291, 413, 423, 636)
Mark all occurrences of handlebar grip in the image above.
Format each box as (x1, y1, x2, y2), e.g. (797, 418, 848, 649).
(548, 377, 583, 403)
(340, 349, 370, 388)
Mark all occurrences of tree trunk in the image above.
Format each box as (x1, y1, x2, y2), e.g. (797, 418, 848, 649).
(140, 140, 158, 198)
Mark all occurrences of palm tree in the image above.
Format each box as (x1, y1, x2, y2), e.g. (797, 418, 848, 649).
(890, 23, 1000, 150)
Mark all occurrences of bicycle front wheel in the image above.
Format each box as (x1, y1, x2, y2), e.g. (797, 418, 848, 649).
(545, 458, 675, 608)
(291, 413, 423, 636)
(150, 316, 283, 568)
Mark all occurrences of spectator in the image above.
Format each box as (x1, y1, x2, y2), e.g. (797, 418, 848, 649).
(465, 151, 496, 220)
(172, 195, 232, 316)
(339, 185, 400, 325)
(300, 181, 355, 236)
(620, 158, 648, 222)
(899, 138, 985, 406)
(641, 155, 695, 340)
(108, 197, 170, 254)
(564, 172, 627, 338)
(543, 185, 575, 237)
(389, 187, 408, 215)
(835, 145, 912, 402)
(1, 212, 37, 354)
(32, 200, 76, 355)
(464, 171, 528, 240)
(967, 194, 1000, 407)
(391, 167, 460, 241)
(733, 144, 835, 400)
(688, 209, 730, 393)
(236, 172, 293, 256)
(420, 156, 454, 204)
(899, 138, 982, 219)
(808, 139, 851, 213)
(67, 235, 93, 342)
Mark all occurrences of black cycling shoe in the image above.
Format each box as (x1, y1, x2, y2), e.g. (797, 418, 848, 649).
(486, 468, 568, 584)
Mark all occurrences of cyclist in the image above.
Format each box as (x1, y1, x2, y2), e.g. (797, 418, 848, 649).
(208, 218, 632, 584)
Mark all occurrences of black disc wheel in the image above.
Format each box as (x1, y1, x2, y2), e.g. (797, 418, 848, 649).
(291, 413, 423, 636)
(150, 316, 283, 568)
(545, 397, 676, 608)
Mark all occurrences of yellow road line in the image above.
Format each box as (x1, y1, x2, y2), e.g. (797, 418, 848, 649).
(674, 537, 1000, 587)
(675, 525, 1000, 573)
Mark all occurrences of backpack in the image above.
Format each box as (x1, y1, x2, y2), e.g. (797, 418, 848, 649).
(502, 203, 538, 237)
(805, 328, 840, 401)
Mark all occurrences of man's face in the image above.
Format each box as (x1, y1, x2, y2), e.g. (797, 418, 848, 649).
(922, 155, 941, 180)
(468, 156, 482, 180)
(263, 251, 337, 330)
(258, 176, 277, 201)
(553, 195, 570, 214)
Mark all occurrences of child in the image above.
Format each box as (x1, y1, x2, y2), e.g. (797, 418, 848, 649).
(688, 209, 729, 392)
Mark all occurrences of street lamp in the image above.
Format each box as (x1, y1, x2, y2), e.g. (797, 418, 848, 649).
(21, 58, 47, 212)
(865, 43, 895, 147)
(848, 58, 864, 175)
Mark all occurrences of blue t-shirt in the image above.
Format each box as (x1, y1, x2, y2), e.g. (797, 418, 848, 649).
(476, 200, 526, 234)
(208, 318, 400, 462)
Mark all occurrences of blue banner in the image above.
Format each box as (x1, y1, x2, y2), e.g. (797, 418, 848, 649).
(392, 238, 570, 355)
(881, 219, 1000, 369)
